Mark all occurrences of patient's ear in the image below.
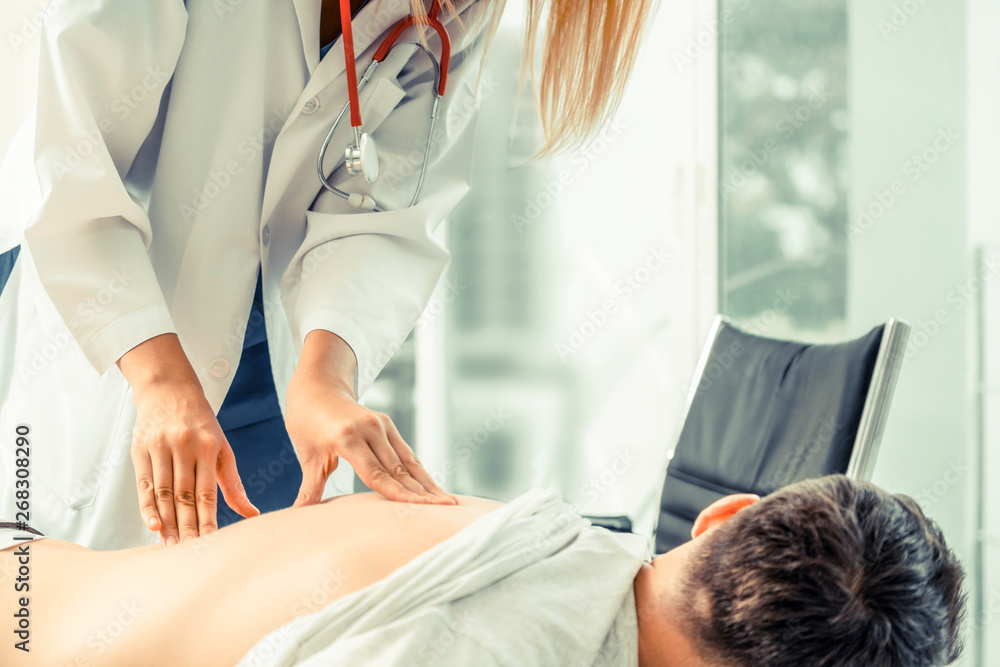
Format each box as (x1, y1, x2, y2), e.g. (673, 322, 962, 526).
(691, 494, 760, 539)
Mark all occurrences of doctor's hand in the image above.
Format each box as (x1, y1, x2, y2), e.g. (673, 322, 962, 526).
(285, 330, 457, 508)
(119, 334, 260, 546)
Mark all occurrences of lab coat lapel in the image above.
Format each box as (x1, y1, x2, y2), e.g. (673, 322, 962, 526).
(291, 0, 322, 75)
(298, 0, 410, 105)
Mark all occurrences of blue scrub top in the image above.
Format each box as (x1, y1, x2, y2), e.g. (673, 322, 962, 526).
(214, 267, 303, 525)
(0, 246, 18, 295)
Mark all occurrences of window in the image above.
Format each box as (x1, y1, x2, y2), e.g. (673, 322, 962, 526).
(718, 0, 849, 342)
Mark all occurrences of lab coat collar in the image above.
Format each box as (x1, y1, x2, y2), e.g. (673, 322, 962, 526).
(291, 0, 411, 103)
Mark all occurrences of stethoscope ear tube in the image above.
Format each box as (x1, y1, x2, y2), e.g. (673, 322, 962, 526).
(399, 41, 444, 208)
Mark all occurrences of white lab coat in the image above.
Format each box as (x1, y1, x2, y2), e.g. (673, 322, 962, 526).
(0, 0, 492, 550)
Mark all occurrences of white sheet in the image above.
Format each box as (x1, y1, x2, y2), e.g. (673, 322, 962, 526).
(238, 488, 650, 666)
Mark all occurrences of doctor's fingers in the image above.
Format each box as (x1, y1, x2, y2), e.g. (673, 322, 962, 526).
(383, 421, 458, 505)
(131, 449, 162, 532)
(216, 441, 260, 519)
(173, 455, 201, 542)
(367, 435, 433, 500)
(293, 456, 338, 508)
(193, 456, 220, 535)
(149, 447, 180, 547)
(346, 440, 432, 505)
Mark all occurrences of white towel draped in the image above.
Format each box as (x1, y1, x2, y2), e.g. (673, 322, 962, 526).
(239, 488, 650, 667)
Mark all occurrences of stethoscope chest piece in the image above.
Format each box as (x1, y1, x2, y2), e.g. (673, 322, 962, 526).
(345, 131, 379, 184)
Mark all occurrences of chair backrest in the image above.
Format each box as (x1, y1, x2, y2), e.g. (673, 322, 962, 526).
(652, 315, 909, 554)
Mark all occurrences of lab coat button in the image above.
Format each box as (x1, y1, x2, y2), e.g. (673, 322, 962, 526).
(302, 97, 320, 115)
(210, 359, 231, 378)
(262, 224, 270, 246)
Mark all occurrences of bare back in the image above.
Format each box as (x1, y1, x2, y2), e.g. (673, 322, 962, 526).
(1, 493, 502, 666)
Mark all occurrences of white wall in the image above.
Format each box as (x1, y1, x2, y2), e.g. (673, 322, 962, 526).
(849, 0, 997, 664)
(967, 0, 1000, 663)
(0, 2, 43, 252)
(555, 0, 718, 539)
(0, 2, 40, 154)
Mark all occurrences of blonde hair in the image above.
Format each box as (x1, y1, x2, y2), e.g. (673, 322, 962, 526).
(519, 0, 658, 155)
(404, 0, 659, 156)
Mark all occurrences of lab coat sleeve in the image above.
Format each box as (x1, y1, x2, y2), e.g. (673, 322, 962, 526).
(22, 1, 188, 374)
(282, 0, 495, 398)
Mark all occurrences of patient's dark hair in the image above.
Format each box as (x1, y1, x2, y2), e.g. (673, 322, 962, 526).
(681, 474, 966, 667)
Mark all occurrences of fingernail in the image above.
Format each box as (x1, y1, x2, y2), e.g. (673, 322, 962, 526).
(147, 517, 158, 528)
(166, 536, 178, 548)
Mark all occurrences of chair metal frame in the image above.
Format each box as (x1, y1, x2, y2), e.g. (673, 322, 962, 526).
(650, 314, 910, 547)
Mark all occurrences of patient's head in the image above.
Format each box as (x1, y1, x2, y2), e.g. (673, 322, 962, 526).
(642, 475, 966, 667)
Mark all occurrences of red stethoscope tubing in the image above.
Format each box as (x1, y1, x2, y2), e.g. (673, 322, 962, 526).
(340, 0, 452, 129)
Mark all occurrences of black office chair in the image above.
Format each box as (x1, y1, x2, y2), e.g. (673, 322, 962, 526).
(586, 315, 910, 556)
